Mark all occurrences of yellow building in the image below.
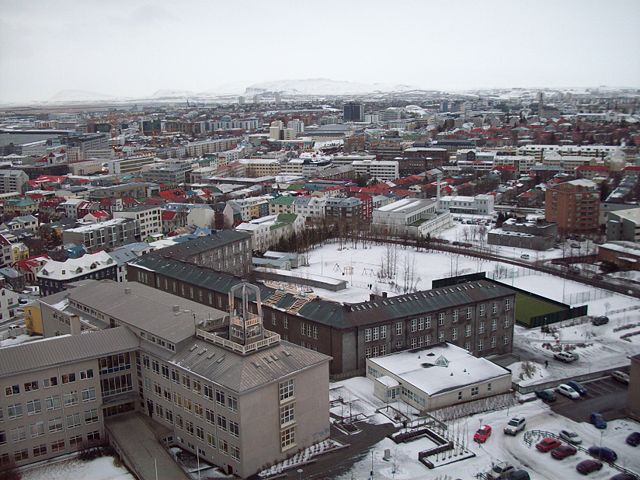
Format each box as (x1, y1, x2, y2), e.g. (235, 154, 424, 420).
(24, 303, 43, 336)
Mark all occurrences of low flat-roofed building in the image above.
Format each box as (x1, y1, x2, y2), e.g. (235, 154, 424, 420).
(366, 342, 512, 412)
(438, 194, 494, 215)
(606, 207, 640, 242)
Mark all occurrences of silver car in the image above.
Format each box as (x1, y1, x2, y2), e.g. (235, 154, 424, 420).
(559, 429, 582, 445)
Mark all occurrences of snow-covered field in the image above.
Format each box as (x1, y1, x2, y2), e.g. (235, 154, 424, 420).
(295, 243, 638, 317)
(338, 400, 640, 480)
(21, 456, 133, 480)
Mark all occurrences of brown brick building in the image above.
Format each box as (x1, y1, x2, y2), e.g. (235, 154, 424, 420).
(545, 179, 600, 235)
(127, 256, 517, 378)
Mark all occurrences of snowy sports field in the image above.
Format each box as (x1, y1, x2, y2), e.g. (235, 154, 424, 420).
(294, 243, 639, 317)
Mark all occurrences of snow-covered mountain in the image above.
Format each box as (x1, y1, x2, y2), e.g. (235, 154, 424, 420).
(151, 89, 197, 99)
(244, 78, 417, 96)
(47, 89, 116, 103)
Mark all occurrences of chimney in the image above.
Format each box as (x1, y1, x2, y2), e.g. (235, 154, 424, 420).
(382, 292, 388, 299)
(172, 305, 180, 313)
(69, 315, 81, 335)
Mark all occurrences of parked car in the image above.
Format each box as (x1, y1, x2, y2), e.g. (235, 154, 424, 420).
(551, 444, 578, 459)
(474, 424, 492, 443)
(588, 446, 618, 462)
(487, 462, 515, 479)
(536, 437, 562, 452)
(566, 380, 588, 396)
(611, 370, 630, 384)
(508, 471, 531, 480)
(520, 254, 530, 260)
(559, 429, 582, 445)
(590, 412, 607, 429)
(609, 474, 640, 480)
(626, 431, 640, 446)
(536, 389, 557, 402)
(557, 384, 581, 399)
(576, 459, 603, 475)
(504, 417, 526, 436)
(554, 351, 579, 363)
(592, 316, 609, 326)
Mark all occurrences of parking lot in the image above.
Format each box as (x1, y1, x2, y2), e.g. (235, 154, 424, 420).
(550, 376, 629, 423)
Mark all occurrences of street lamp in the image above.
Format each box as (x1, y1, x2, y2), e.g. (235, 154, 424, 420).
(297, 468, 303, 480)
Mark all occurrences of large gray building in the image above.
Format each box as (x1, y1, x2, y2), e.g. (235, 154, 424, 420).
(62, 218, 140, 253)
(0, 170, 29, 194)
(1, 280, 330, 477)
(606, 207, 640, 242)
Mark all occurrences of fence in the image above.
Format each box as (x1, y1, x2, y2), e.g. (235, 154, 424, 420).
(430, 392, 518, 423)
(564, 289, 614, 305)
(513, 364, 630, 394)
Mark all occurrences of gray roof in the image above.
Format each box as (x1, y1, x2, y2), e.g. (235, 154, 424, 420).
(42, 280, 227, 344)
(128, 257, 516, 330)
(168, 338, 329, 393)
(0, 327, 139, 378)
(155, 231, 250, 261)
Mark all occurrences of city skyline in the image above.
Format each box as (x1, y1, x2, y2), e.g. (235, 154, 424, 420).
(1, 0, 639, 103)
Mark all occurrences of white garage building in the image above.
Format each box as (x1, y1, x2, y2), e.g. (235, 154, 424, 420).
(366, 342, 512, 412)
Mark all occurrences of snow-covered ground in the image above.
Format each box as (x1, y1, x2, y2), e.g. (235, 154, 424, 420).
(294, 243, 638, 316)
(21, 456, 133, 480)
(338, 400, 640, 480)
(436, 219, 598, 261)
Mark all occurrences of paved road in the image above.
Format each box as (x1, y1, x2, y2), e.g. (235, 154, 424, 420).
(550, 376, 629, 423)
(276, 421, 397, 480)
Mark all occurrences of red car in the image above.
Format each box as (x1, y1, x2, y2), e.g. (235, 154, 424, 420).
(536, 437, 562, 452)
(576, 459, 603, 475)
(474, 425, 492, 443)
(551, 444, 577, 459)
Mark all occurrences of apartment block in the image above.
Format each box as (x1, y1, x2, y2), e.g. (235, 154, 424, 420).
(62, 218, 140, 252)
(545, 179, 600, 234)
(113, 205, 162, 239)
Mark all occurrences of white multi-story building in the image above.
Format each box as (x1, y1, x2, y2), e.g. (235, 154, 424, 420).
(0, 170, 28, 194)
(184, 138, 240, 157)
(113, 205, 162, 240)
(493, 155, 537, 174)
(0, 287, 20, 322)
(517, 144, 618, 161)
(372, 198, 452, 238)
(236, 214, 304, 252)
(542, 151, 597, 175)
(294, 197, 326, 220)
(287, 119, 304, 135)
(438, 194, 494, 215)
(352, 160, 399, 182)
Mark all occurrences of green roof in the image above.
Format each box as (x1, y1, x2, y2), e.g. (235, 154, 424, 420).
(270, 213, 298, 230)
(270, 196, 296, 205)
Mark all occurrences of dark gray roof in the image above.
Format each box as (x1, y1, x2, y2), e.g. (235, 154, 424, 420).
(168, 338, 329, 393)
(0, 327, 139, 378)
(155, 231, 250, 261)
(128, 257, 516, 330)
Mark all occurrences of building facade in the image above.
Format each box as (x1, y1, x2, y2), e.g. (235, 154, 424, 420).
(127, 256, 517, 377)
(545, 179, 600, 234)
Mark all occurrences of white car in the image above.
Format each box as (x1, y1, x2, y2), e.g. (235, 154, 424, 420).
(557, 384, 580, 399)
(559, 429, 582, 445)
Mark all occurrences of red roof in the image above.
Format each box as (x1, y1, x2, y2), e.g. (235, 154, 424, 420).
(162, 211, 177, 221)
(92, 210, 110, 218)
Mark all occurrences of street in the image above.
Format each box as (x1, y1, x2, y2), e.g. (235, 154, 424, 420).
(550, 376, 629, 423)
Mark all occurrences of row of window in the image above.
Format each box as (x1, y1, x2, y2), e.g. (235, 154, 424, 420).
(364, 300, 512, 342)
(143, 357, 238, 412)
(3, 388, 96, 420)
(0, 409, 99, 445)
(4, 370, 94, 398)
(0, 431, 100, 464)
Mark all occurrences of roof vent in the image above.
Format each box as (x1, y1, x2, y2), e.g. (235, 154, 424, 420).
(172, 305, 180, 313)
(189, 344, 198, 352)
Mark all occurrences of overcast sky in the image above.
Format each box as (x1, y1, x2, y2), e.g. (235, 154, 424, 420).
(1, 0, 639, 103)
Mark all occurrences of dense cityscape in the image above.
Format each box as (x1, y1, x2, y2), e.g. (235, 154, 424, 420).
(1, 1, 640, 480)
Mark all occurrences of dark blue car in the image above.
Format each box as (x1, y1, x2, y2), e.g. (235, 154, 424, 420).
(627, 431, 640, 447)
(590, 412, 607, 429)
(566, 380, 587, 396)
(588, 445, 617, 462)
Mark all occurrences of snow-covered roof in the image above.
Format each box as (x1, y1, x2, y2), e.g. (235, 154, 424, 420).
(37, 251, 115, 281)
(600, 241, 640, 257)
(610, 207, 640, 224)
(567, 179, 597, 188)
(368, 343, 510, 396)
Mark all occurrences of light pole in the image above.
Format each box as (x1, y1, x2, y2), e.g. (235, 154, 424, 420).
(297, 468, 303, 480)
(370, 450, 374, 479)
